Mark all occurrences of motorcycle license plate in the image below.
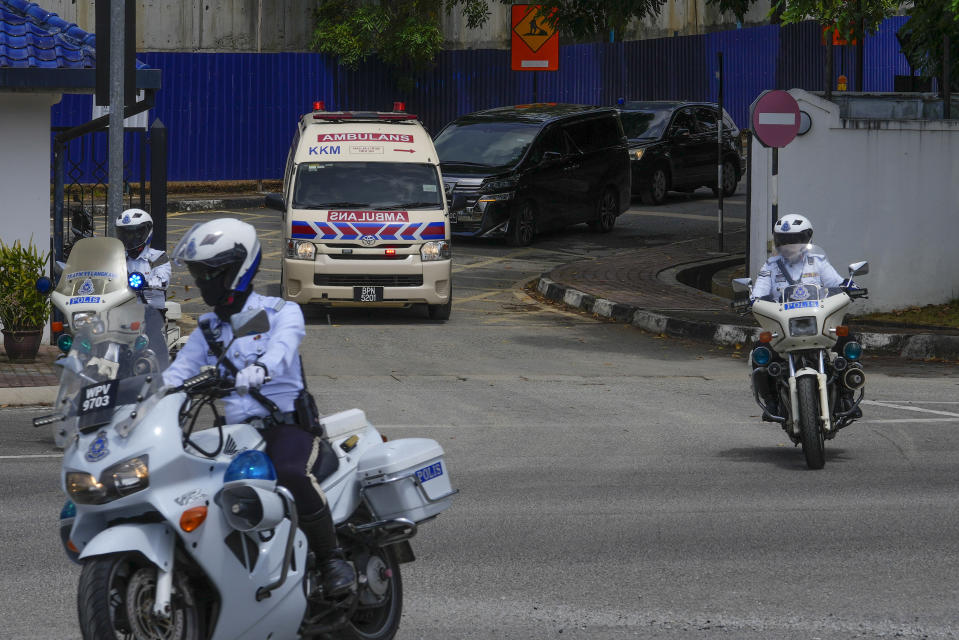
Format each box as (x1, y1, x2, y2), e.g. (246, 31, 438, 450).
(354, 286, 384, 302)
(77, 380, 119, 432)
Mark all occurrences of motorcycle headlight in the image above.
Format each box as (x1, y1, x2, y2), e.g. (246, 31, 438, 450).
(420, 240, 451, 262)
(287, 240, 316, 260)
(66, 455, 150, 505)
(789, 316, 818, 337)
(71, 311, 97, 329)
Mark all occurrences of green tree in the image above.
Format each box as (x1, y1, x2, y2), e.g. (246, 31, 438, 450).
(897, 0, 959, 90)
(310, 0, 669, 76)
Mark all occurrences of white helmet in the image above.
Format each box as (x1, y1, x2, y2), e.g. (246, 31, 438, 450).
(773, 214, 813, 247)
(171, 218, 261, 306)
(116, 208, 153, 259)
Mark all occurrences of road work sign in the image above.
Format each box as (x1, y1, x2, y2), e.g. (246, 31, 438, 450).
(751, 90, 801, 148)
(511, 5, 558, 71)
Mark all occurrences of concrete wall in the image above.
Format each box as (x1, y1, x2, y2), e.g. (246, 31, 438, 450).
(41, 0, 772, 52)
(749, 89, 959, 313)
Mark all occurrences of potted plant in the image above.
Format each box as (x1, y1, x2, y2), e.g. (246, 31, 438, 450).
(0, 238, 51, 363)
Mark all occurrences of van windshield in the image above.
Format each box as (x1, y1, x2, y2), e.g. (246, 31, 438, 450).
(293, 162, 443, 210)
(435, 121, 540, 169)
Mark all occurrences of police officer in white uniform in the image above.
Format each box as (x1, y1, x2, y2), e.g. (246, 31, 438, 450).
(752, 214, 843, 301)
(162, 218, 356, 597)
(116, 209, 171, 310)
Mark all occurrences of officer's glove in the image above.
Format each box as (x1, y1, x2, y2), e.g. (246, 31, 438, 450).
(235, 363, 267, 396)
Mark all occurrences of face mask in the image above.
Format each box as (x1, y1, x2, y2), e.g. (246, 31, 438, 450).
(196, 276, 229, 306)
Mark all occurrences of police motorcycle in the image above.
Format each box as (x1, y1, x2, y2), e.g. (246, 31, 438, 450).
(41, 238, 186, 423)
(732, 245, 869, 469)
(33, 301, 456, 639)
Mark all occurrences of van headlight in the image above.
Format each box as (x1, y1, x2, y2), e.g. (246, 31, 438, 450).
(421, 240, 451, 262)
(287, 240, 316, 260)
(66, 455, 150, 505)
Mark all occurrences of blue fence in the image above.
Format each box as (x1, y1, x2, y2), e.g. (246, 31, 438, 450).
(51, 17, 913, 182)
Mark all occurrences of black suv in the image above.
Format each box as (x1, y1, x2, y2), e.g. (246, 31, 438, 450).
(618, 101, 743, 205)
(434, 104, 630, 246)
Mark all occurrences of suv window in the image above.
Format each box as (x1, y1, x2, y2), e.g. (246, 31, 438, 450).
(435, 121, 541, 168)
(668, 109, 697, 137)
(565, 116, 621, 152)
(528, 126, 568, 164)
(694, 107, 718, 134)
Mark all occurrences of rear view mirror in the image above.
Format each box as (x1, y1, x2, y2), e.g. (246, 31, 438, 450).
(231, 309, 270, 337)
(672, 128, 690, 139)
(265, 193, 286, 212)
(731, 277, 752, 294)
(848, 261, 869, 277)
(541, 150, 563, 163)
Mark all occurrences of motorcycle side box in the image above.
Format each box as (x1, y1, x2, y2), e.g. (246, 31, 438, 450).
(358, 438, 455, 522)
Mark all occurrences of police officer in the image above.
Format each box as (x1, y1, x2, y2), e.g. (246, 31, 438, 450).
(116, 209, 171, 311)
(162, 218, 356, 597)
(752, 214, 843, 301)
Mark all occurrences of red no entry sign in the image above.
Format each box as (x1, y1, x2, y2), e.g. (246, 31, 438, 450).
(751, 90, 800, 148)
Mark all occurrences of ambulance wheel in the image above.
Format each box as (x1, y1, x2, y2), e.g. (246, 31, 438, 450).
(427, 286, 452, 321)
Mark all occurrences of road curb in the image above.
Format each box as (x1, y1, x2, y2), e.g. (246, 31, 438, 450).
(536, 275, 959, 361)
(0, 385, 59, 407)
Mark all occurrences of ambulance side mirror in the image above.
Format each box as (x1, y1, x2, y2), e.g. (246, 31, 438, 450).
(265, 193, 286, 213)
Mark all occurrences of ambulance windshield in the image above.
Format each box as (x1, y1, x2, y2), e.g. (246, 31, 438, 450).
(293, 162, 443, 210)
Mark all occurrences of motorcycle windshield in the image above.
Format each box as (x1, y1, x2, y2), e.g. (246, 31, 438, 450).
(52, 303, 170, 442)
(56, 237, 130, 298)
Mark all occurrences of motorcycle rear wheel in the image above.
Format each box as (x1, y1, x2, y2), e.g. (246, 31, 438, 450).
(339, 545, 403, 640)
(78, 553, 202, 640)
(797, 376, 826, 470)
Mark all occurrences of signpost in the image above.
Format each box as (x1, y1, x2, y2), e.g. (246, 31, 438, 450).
(511, 4, 558, 102)
(751, 90, 801, 228)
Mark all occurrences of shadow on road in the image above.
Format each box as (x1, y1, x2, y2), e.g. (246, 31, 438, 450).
(717, 445, 852, 470)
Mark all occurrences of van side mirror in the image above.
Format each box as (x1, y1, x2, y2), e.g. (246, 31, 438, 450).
(848, 261, 868, 277)
(541, 150, 563, 163)
(265, 193, 286, 212)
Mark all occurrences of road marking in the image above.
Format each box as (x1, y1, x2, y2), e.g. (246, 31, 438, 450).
(0, 454, 61, 460)
(454, 289, 507, 304)
(454, 249, 538, 272)
(869, 418, 959, 424)
(862, 400, 959, 418)
(625, 210, 746, 222)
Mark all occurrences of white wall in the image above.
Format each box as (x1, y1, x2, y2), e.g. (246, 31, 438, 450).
(749, 89, 959, 313)
(0, 93, 60, 255)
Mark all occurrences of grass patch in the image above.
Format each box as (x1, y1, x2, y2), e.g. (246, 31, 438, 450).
(853, 299, 959, 330)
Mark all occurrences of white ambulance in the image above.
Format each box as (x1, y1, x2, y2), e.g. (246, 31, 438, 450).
(268, 103, 452, 320)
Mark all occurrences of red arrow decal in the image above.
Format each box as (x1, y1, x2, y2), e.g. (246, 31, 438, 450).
(393, 148, 416, 153)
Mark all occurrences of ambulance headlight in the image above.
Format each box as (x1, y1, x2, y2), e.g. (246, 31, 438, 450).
(288, 240, 316, 260)
(421, 240, 451, 262)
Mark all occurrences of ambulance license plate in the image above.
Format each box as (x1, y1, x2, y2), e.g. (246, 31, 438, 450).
(354, 286, 383, 302)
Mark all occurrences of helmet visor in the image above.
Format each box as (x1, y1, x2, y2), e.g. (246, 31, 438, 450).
(116, 223, 151, 251)
(774, 232, 809, 247)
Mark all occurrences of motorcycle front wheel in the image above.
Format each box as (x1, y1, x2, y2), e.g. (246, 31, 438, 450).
(77, 553, 202, 640)
(797, 376, 826, 470)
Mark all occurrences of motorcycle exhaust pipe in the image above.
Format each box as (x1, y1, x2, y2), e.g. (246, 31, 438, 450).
(843, 367, 866, 391)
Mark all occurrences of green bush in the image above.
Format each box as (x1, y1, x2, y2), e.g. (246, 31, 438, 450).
(0, 238, 50, 332)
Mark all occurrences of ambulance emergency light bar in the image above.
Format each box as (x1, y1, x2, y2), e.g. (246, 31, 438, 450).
(311, 100, 416, 121)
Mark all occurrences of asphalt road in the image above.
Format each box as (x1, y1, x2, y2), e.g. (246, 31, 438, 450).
(4, 187, 959, 639)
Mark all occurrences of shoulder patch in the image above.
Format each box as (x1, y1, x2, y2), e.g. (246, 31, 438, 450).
(758, 269, 770, 277)
(273, 299, 286, 312)
(149, 253, 170, 268)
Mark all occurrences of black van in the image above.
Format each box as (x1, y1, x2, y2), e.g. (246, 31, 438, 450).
(434, 104, 630, 246)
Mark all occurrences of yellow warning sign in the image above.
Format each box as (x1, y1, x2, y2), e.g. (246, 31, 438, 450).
(512, 6, 556, 53)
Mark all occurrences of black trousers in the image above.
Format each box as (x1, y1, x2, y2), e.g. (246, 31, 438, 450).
(261, 423, 333, 515)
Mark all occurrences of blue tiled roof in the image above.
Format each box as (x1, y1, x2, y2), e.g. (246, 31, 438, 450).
(0, 0, 149, 70)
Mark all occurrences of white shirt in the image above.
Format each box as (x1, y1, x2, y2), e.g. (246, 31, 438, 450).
(752, 251, 843, 300)
(162, 292, 306, 424)
(127, 247, 171, 309)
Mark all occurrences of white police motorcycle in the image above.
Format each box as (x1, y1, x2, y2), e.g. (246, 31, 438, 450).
(36, 294, 456, 639)
(732, 246, 869, 469)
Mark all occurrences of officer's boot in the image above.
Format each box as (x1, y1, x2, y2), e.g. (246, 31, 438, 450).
(300, 507, 356, 598)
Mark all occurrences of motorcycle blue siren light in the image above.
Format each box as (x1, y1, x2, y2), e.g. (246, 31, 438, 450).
(57, 333, 73, 353)
(36, 277, 53, 294)
(128, 271, 145, 291)
(78, 337, 92, 353)
(134, 335, 149, 351)
(752, 346, 772, 366)
(224, 450, 277, 484)
(60, 500, 76, 520)
(843, 341, 863, 361)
